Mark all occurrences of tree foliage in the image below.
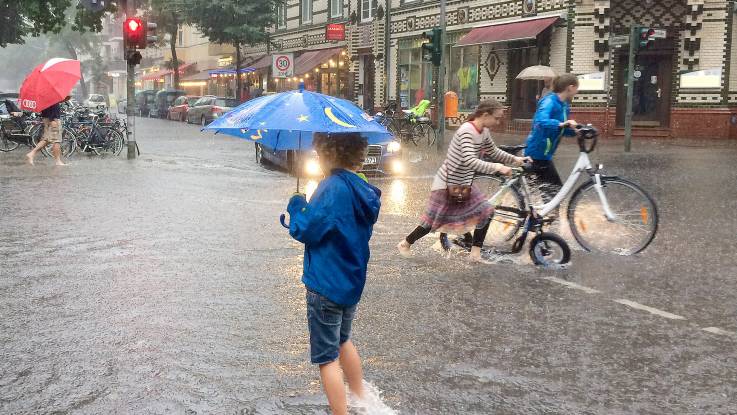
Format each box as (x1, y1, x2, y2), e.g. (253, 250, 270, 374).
(0, 0, 115, 47)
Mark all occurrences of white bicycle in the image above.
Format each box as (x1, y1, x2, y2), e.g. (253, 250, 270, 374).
(470, 125, 659, 260)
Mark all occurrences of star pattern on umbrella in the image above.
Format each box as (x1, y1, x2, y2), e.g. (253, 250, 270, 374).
(297, 114, 309, 122)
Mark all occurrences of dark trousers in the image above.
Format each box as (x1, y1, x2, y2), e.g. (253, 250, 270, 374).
(529, 159, 563, 206)
(406, 218, 490, 249)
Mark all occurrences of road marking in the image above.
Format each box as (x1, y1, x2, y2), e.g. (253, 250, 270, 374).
(701, 327, 737, 337)
(613, 299, 686, 320)
(542, 277, 601, 294)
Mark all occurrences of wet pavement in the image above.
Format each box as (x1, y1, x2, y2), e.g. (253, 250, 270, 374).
(1, 117, 736, 414)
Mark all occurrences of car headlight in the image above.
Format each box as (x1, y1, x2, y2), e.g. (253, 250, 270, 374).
(391, 159, 404, 175)
(305, 158, 322, 176)
(387, 141, 401, 153)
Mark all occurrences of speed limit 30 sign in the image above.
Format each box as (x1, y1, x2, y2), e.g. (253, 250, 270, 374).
(272, 53, 294, 78)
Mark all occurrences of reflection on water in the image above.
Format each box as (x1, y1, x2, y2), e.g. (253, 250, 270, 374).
(305, 180, 319, 201)
(383, 179, 409, 215)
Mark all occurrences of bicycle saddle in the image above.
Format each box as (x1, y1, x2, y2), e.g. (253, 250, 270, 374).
(498, 144, 527, 155)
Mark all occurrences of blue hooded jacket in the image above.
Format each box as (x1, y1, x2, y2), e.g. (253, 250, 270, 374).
(524, 93, 577, 161)
(286, 169, 382, 306)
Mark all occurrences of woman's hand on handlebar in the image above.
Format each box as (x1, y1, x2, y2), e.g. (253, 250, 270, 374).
(513, 156, 532, 167)
(496, 165, 513, 176)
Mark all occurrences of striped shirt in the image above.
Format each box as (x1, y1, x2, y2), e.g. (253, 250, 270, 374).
(431, 122, 517, 191)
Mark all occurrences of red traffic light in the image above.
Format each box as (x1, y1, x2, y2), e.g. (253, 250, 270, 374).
(124, 18, 145, 49)
(126, 18, 141, 33)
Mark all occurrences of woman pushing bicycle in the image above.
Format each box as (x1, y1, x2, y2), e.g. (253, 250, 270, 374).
(524, 74, 582, 210)
(397, 99, 530, 263)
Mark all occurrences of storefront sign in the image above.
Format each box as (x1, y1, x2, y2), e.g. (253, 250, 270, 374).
(272, 53, 294, 78)
(610, 35, 630, 47)
(325, 24, 346, 41)
(218, 56, 233, 67)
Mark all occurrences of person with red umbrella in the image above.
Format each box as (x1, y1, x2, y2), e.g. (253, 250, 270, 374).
(19, 58, 82, 165)
(25, 96, 71, 166)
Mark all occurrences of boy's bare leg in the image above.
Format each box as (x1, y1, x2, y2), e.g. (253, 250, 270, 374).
(339, 340, 364, 399)
(52, 143, 66, 166)
(26, 139, 48, 165)
(319, 361, 348, 415)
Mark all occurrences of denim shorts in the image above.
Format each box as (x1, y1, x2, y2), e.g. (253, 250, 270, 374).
(306, 289, 357, 365)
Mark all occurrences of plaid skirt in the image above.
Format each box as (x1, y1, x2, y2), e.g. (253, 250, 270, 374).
(419, 186, 494, 234)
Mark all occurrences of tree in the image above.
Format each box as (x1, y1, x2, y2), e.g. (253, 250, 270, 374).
(184, 0, 277, 100)
(0, 0, 115, 47)
(140, 0, 186, 90)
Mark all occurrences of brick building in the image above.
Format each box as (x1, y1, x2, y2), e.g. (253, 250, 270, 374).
(243, 0, 737, 139)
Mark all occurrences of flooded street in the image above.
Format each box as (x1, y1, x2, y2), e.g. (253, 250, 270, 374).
(2, 118, 736, 414)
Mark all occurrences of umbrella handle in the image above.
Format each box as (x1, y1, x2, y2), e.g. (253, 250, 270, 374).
(279, 213, 289, 229)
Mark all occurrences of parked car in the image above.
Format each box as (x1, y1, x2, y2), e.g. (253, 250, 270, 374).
(153, 89, 186, 118)
(255, 140, 404, 177)
(168, 95, 200, 122)
(135, 90, 157, 117)
(84, 94, 107, 110)
(186, 96, 239, 126)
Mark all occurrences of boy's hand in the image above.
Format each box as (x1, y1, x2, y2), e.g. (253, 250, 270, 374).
(287, 193, 308, 215)
(513, 156, 532, 166)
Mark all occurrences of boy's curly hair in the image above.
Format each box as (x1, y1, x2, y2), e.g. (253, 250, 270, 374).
(313, 132, 368, 170)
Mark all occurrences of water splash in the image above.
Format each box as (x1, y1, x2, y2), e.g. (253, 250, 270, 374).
(349, 381, 398, 415)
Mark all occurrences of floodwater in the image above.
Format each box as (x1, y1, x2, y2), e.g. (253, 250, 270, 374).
(1, 118, 736, 414)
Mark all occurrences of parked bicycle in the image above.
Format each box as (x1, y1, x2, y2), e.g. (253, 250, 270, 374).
(471, 125, 658, 256)
(64, 108, 124, 156)
(1, 112, 75, 158)
(375, 100, 437, 147)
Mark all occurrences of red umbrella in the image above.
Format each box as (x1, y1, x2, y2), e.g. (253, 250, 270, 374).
(19, 58, 81, 112)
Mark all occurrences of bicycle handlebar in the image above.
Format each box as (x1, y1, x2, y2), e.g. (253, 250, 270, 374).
(574, 124, 599, 153)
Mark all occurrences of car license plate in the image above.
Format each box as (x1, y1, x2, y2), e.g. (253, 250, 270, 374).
(364, 156, 377, 164)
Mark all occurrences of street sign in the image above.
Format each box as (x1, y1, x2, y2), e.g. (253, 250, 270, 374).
(610, 35, 630, 47)
(272, 53, 294, 78)
(652, 29, 667, 39)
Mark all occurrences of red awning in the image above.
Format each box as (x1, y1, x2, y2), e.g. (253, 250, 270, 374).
(140, 69, 172, 81)
(294, 47, 344, 75)
(243, 55, 272, 71)
(456, 17, 559, 47)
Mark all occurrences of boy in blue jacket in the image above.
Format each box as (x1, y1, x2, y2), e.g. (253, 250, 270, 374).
(524, 73, 581, 209)
(286, 132, 382, 415)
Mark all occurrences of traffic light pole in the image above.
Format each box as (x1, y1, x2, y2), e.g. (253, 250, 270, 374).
(624, 25, 638, 153)
(436, 0, 447, 153)
(126, 0, 137, 160)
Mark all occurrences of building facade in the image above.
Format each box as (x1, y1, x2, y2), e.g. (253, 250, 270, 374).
(241, 0, 737, 139)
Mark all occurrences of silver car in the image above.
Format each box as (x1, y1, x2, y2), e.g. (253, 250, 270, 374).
(186, 96, 239, 126)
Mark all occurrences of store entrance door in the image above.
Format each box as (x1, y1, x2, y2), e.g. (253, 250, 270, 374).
(616, 52, 673, 127)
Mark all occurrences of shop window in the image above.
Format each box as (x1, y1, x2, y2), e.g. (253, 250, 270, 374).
(509, 46, 542, 119)
(277, 2, 287, 28)
(447, 46, 480, 111)
(302, 0, 312, 24)
(398, 47, 433, 109)
(361, 0, 377, 22)
(178, 30, 183, 47)
(330, 0, 343, 18)
(679, 68, 721, 89)
(577, 72, 607, 91)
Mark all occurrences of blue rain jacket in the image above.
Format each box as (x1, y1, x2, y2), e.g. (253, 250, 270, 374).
(287, 169, 382, 306)
(524, 93, 577, 161)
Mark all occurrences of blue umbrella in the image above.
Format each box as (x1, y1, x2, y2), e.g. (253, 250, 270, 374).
(203, 85, 392, 150)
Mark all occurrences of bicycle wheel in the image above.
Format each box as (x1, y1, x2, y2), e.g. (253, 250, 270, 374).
(423, 124, 438, 147)
(108, 129, 125, 156)
(473, 174, 527, 245)
(408, 123, 426, 146)
(567, 177, 658, 255)
(529, 232, 571, 266)
(40, 127, 76, 158)
(0, 132, 20, 152)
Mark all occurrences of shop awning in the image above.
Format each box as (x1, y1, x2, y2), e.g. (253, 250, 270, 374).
(181, 71, 211, 81)
(456, 16, 559, 47)
(295, 47, 344, 75)
(140, 69, 172, 81)
(243, 55, 272, 71)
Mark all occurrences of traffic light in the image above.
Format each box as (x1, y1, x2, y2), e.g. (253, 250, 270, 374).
(638, 27, 656, 50)
(421, 28, 442, 66)
(145, 21, 158, 48)
(124, 17, 144, 50)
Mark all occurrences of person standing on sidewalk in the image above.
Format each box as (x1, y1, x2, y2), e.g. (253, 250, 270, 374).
(397, 99, 529, 263)
(285, 133, 382, 415)
(26, 96, 69, 166)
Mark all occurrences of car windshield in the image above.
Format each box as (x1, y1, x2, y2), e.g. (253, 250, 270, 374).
(187, 97, 201, 106)
(215, 98, 239, 108)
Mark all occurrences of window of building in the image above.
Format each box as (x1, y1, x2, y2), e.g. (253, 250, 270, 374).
(361, 0, 377, 22)
(398, 45, 433, 109)
(178, 30, 183, 47)
(277, 2, 287, 28)
(330, 0, 343, 18)
(680, 68, 721, 89)
(302, 0, 313, 24)
(447, 46, 480, 111)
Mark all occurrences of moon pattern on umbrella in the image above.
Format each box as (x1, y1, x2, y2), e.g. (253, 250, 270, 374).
(325, 107, 357, 128)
